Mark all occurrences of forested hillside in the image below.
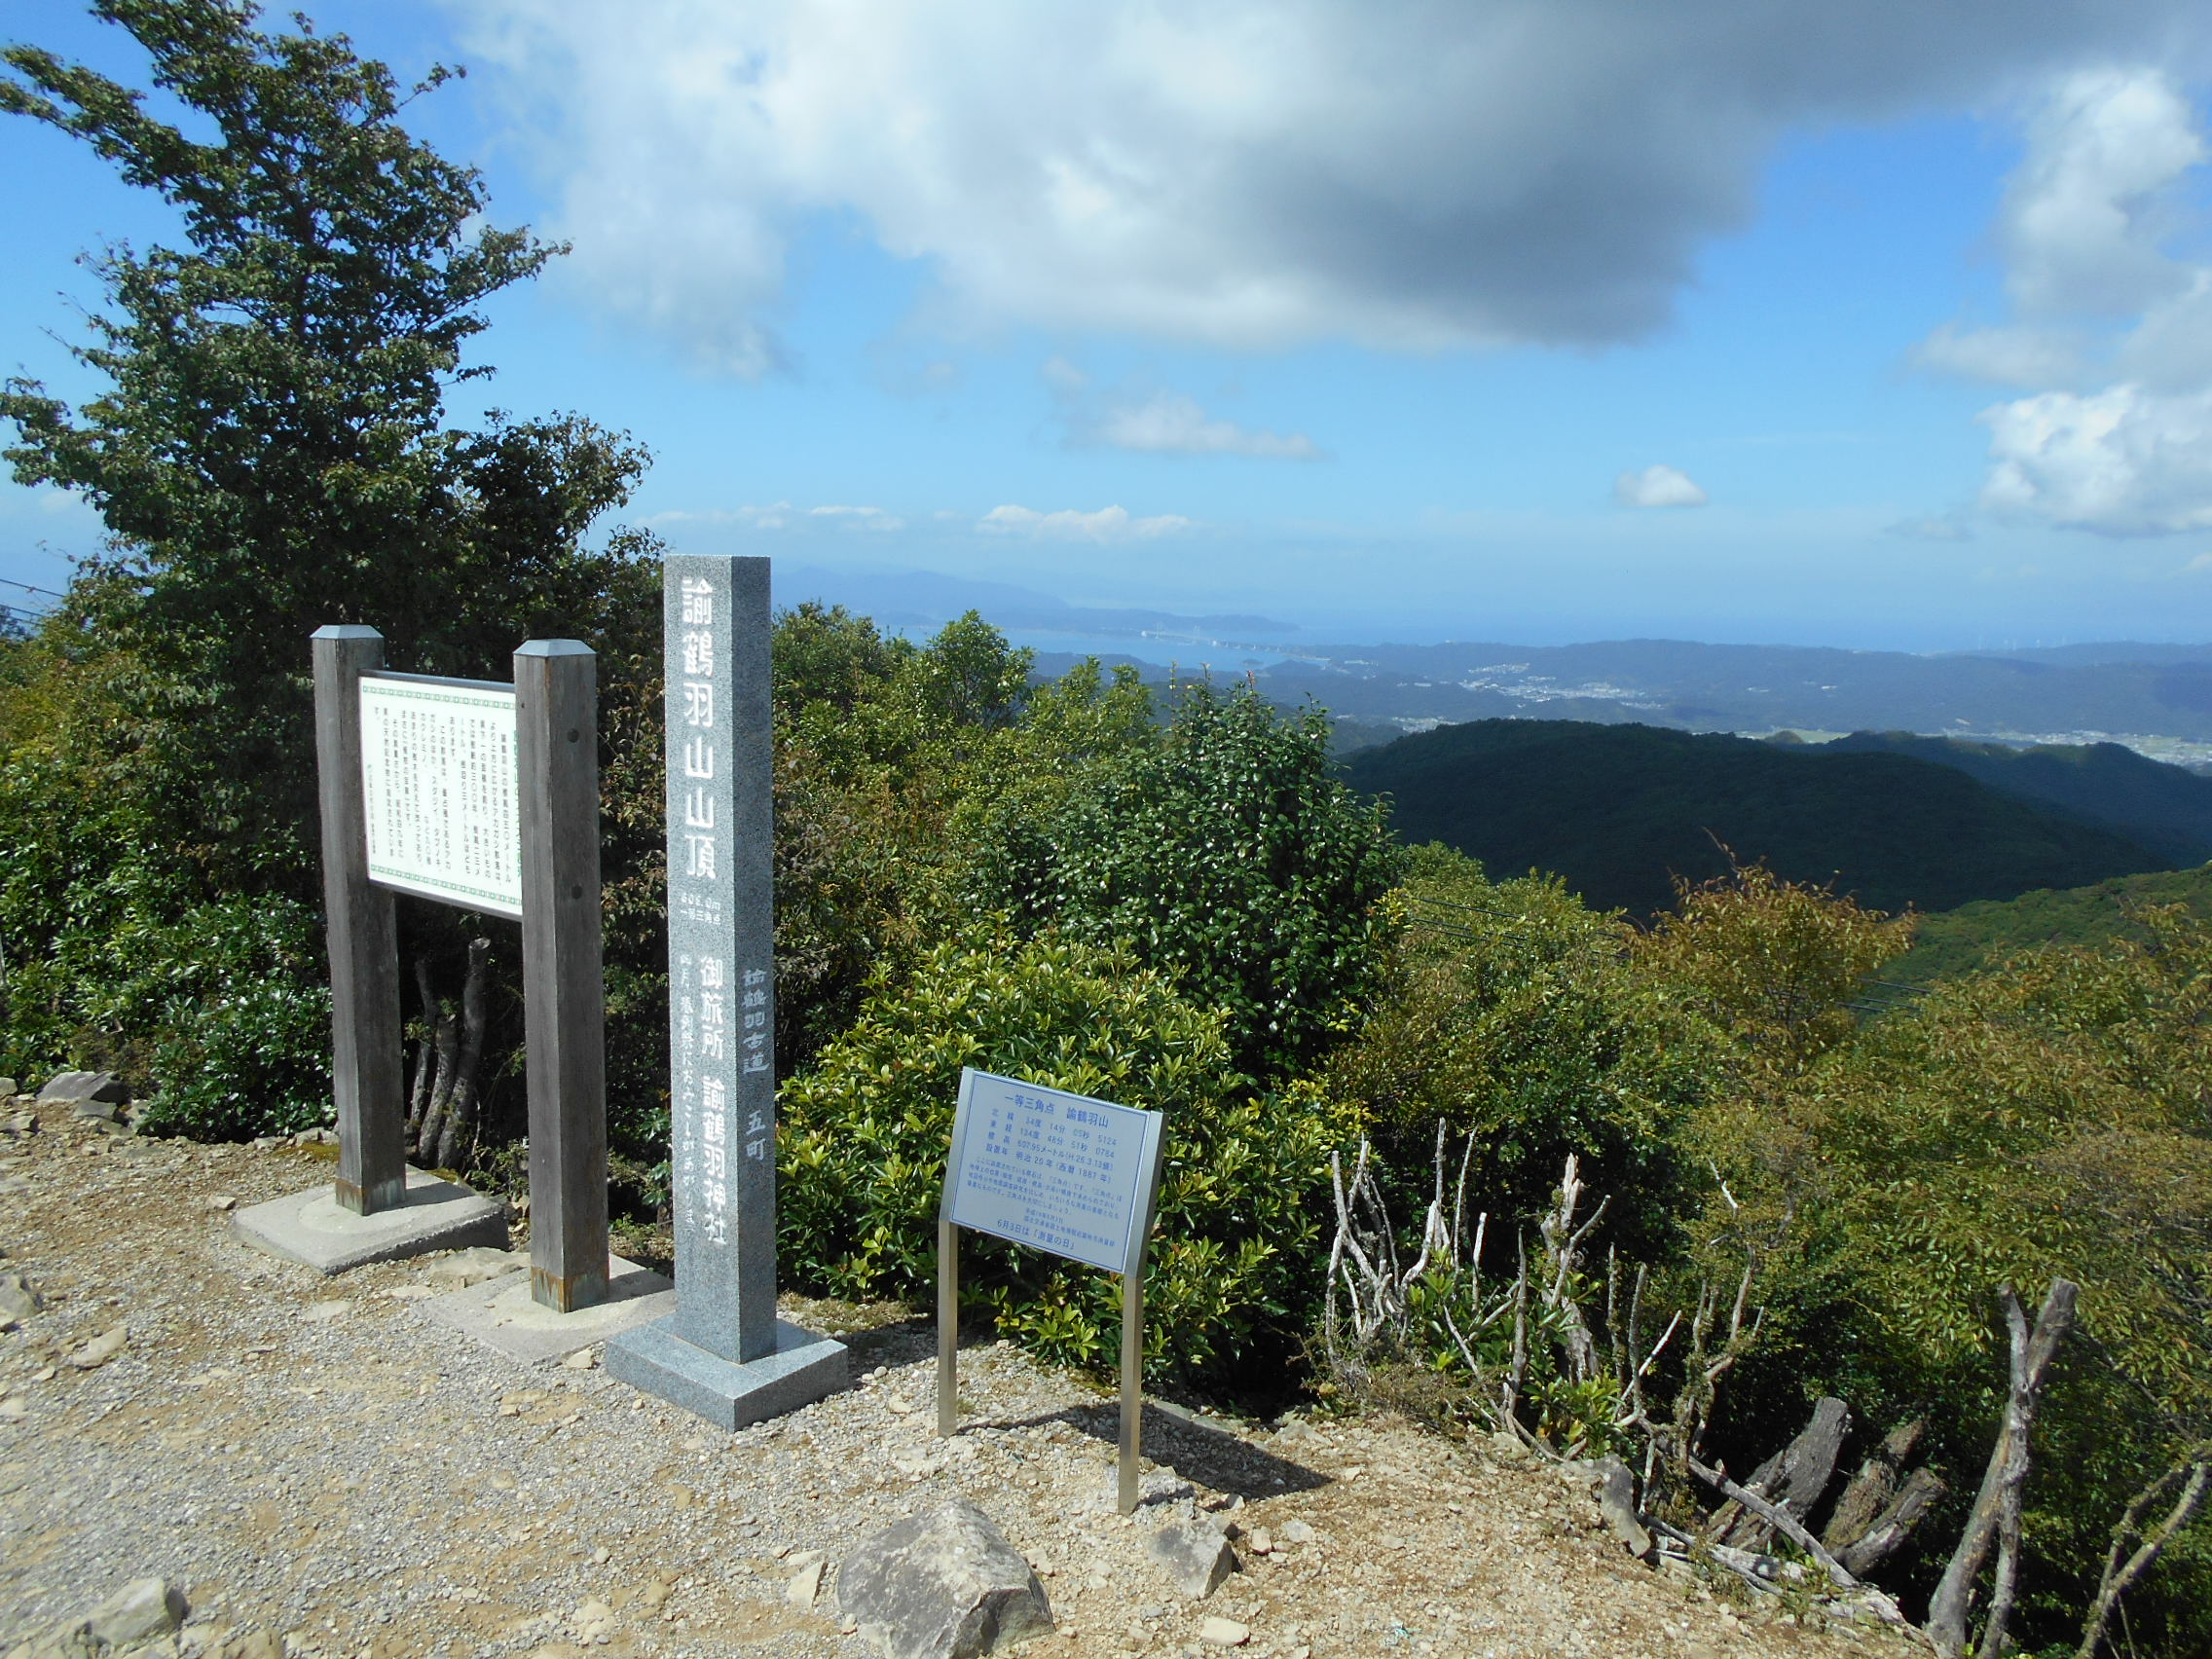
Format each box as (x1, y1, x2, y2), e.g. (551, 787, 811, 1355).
(1825, 730, 2212, 864)
(1896, 865, 2212, 982)
(1341, 718, 2171, 915)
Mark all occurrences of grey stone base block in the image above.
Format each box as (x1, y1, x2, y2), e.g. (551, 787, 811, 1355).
(421, 1255, 676, 1365)
(233, 1167, 506, 1274)
(605, 1315, 848, 1429)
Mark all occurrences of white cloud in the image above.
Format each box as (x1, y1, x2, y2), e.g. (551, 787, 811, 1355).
(1613, 464, 1709, 508)
(1996, 68, 2206, 318)
(1980, 383, 2212, 534)
(807, 504, 905, 531)
(1089, 391, 1319, 460)
(1926, 69, 2212, 535)
(456, 0, 2207, 367)
(977, 504, 1195, 541)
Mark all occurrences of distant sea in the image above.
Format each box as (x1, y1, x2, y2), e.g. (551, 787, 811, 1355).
(893, 623, 1301, 672)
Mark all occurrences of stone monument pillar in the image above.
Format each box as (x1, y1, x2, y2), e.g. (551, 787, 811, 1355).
(605, 554, 846, 1425)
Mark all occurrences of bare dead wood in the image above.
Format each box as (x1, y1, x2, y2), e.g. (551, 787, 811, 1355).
(1715, 1396, 1852, 1550)
(1928, 1278, 2080, 1659)
(1838, 1464, 1948, 1578)
(2075, 1451, 2212, 1659)
(1826, 1419, 1926, 1553)
(431, 937, 491, 1171)
(411, 958, 460, 1165)
(406, 954, 438, 1140)
(1687, 1454, 1880, 1604)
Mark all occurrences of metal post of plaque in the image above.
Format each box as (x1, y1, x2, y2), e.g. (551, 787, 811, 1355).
(937, 1067, 1167, 1514)
(605, 554, 847, 1427)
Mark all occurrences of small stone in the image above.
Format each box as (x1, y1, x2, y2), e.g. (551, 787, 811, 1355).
(86, 1577, 189, 1646)
(1276, 1521, 1315, 1547)
(71, 1098, 123, 1124)
(1489, 1429, 1530, 1463)
(303, 1300, 350, 1323)
(3, 1113, 35, 1137)
(69, 1324, 129, 1370)
(1148, 1518, 1237, 1601)
(0, 1078, 16, 1099)
(886, 1394, 915, 1415)
(1198, 1617, 1249, 1647)
(207, 1194, 238, 1212)
(0, 1397, 25, 1421)
(31, 1366, 55, 1382)
(1243, 1528, 1272, 1556)
(838, 1497, 1053, 1659)
(383, 1285, 433, 1301)
(1591, 1456, 1653, 1559)
(563, 1346, 598, 1371)
(786, 1559, 825, 1608)
(36, 1071, 129, 1107)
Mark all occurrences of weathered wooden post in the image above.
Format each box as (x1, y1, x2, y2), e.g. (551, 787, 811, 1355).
(515, 641, 610, 1313)
(312, 625, 405, 1216)
(606, 553, 848, 1426)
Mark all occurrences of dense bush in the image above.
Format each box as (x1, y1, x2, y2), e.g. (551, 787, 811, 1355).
(970, 682, 1403, 1082)
(778, 934, 1356, 1381)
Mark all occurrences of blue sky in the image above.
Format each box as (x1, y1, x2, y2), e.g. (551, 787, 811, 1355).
(5, 1, 2212, 653)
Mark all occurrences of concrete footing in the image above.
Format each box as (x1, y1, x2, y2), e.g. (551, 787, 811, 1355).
(421, 1255, 676, 1365)
(233, 1167, 506, 1274)
(605, 1316, 848, 1429)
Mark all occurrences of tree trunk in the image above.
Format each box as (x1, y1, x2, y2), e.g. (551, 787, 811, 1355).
(2075, 1454, 2212, 1659)
(432, 938, 492, 1173)
(1837, 1465, 1947, 1578)
(1928, 1278, 2080, 1659)
(1716, 1397, 1851, 1550)
(406, 954, 439, 1142)
(1825, 1419, 1925, 1554)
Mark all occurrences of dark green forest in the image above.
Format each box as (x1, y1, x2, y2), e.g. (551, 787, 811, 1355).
(3, 10, 2209, 1659)
(1343, 718, 2178, 915)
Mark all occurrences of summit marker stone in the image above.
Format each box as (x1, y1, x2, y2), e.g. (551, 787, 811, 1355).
(605, 554, 846, 1425)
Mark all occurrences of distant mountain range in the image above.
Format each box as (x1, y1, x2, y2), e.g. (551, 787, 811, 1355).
(1341, 719, 2180, 917)
(775, 567, 2212, 754)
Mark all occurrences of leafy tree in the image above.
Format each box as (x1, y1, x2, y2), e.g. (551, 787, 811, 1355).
(1318, 844, 1720, 1255)
(0, 1, 657, 1135)
(972, 682, 1404, 1081)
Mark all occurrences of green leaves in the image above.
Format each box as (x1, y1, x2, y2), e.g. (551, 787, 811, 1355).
(777, 934, 1356, 1382)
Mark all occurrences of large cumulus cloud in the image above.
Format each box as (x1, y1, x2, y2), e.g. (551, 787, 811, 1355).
(454, 0, 2204, 367)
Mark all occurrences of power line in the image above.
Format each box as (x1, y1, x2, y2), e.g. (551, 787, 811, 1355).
(0, 576, 65, 599)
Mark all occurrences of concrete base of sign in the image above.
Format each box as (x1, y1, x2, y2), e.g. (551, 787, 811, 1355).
(604, 1316, 849, 1429)
(233, 1166, 506, 1274)
(421, 1255, 675, 1365)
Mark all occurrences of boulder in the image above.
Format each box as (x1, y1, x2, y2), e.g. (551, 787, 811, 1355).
(1148, 1516, 1238, 1600)
(86, 1577, 188, 1646)
(837, 1497, 1053, 1659)
(35, 1072, 129, 1107)
(0, 1272, 43, 1325)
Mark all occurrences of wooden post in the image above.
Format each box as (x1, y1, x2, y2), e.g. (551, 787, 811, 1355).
(312, 625, 404, 1215)
(938, 1219, 959, 1437)
(514, 641, 608, 1314)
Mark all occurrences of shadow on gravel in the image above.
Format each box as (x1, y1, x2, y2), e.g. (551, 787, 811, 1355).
(820, 1311, 1332, 1499)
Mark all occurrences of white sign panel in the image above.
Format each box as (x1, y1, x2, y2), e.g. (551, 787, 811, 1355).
(358, 674, 522, 917)
(943, 1068, 1165, 1275)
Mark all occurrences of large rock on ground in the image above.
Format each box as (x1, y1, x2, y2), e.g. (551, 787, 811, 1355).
(1148, 1515, 1238, 1600)
(85, 1577, 188, 1646)
(837, 1497, 1053, 1659)
(35, 1072, 129, 1108)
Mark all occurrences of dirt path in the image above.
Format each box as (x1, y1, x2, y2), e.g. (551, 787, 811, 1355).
(0, 1112, 1918, 1659)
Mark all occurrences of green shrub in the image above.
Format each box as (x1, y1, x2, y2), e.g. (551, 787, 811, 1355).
(778, 934, 1357, 1382)
(968, 682, 1404, 1083)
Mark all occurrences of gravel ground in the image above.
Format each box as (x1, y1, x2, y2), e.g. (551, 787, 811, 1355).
(0, 1110, 1922, 1659)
